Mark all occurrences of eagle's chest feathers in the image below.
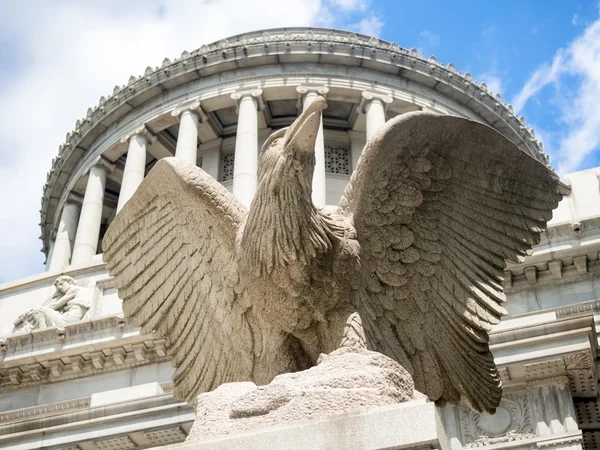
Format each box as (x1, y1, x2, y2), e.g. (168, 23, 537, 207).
(239, 189, 359, 331)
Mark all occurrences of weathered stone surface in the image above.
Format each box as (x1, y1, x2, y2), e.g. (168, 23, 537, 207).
(165, 401, 448, 450)
(186, 347, 424, 441)
(103, 106, 568, 415)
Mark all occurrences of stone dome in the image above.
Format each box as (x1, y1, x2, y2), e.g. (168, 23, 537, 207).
(40, 27, 545, 269)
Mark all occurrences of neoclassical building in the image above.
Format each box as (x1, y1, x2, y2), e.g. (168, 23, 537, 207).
(0, 27, 599, 449)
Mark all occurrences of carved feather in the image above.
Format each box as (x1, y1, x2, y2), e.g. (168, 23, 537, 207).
(339, 112, 567, 413)
(102, 158, 253, 403)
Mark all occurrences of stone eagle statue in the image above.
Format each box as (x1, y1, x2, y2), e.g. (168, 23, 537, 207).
(103, 97, 568, 413)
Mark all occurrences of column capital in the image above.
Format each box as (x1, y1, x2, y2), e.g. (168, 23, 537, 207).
(361, 90, 393, 113)
(296, 85, 329, 111)
(296, 85, 329, 97)
(171, 98, 209, 123)
(120, 125, 157, 145)
(231, 88, 264, 111)
(66, 192, 84, 206)
(93, 156, 116, 174)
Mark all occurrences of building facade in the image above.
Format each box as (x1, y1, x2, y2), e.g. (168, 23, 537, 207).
(0, 27, 598, 449)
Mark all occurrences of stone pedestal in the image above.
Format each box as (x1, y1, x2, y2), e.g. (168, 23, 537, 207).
(160, 401, 449, 450)
(152, 348, 448, 449)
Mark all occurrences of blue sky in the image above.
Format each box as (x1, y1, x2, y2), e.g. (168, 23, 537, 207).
(371, 0, 600, 173)
(0, 0, 599, 282)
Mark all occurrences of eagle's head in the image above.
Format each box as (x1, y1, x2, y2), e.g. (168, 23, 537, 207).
(241, 96, 332, 275)
(257, 96, 325, 196)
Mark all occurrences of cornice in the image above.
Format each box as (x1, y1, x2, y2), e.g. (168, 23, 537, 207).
(0, 392, 185, 436)
(0, 397, 91, 424)
(491, 315, 597, 398)
(0, 316, 170, 392)
(0, 394, 192, 448)
(40, 27, 547, 255)
(504, 244, 600, 293)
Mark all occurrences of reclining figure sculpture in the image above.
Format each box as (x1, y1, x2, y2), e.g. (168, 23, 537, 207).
(13, 276, 90, 333)
(103, 97, 568, 413)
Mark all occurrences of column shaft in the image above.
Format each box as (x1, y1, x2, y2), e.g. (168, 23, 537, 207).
(257, 128, 272, 154)
(348, 131, 366, 172)
(71, 164, 108, 264)
(232, 95, 259, 208)
(117, 134, 148, 212)
(200, 140, 222, 180)
(175, 110, 199, 165)
(365, 99, 387, 141)
(47, 199, 81, 272)
(302, 92, 326, 208)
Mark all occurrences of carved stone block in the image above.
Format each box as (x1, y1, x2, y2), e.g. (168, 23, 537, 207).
(186, 347, 424, 441)
(458, 393, 535, 447)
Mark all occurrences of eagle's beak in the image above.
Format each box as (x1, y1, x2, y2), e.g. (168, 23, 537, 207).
(283, 96, 325, 156)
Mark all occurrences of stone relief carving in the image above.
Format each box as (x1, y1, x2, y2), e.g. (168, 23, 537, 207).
(458, 393, 535, 447)
(102, 102, 567, 414)
(565, 351, 598, 397)
(12, 276, 91, 333)
(565, 352, 592, 370)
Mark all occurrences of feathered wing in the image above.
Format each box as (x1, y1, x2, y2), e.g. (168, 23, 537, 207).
(339, 112, 569, 413)
(102, 158, 254, 403)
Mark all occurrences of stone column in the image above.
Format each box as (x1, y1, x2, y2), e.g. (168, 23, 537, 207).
(116, 126, 156, 213)
(296, 86, 329, 208)
(200, 138, 223, 180)
(171, 99, 208, 165)
(47, 193, 83, 272)
(71, 158, 115, 265)
(362, 91, 393, 141)
(231, 89, 263, 208)
(258, 128, 272, 154)
(348, 130, 367, 173)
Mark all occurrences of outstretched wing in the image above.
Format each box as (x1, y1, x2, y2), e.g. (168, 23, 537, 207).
(103, 158, 254, 403)
(339, 112, 568, 413)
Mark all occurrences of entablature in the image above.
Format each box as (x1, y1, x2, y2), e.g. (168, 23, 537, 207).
(40, 27, 546, 257)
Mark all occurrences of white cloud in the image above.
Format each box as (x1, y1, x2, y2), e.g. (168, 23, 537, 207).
(512, 18, 600, 174)
(316, 0, 381, 33)
(416, 30, 440, 56)
(512, 50, 564, 113)
(350, 16, 384, 37)
(477, 73, 504, 96)
(0, 0, 383, 282)
(330, 0, 370, 10)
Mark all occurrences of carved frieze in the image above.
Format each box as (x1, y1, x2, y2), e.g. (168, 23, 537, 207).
(565, 351, 597, 398)
(458, 393, 535, 447)
(0, 338, 168, 391)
